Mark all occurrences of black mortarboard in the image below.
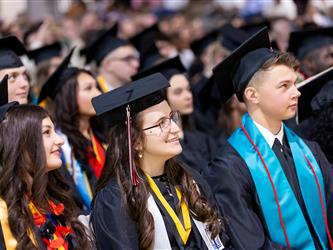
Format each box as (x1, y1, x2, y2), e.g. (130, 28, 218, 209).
(240, 19, 271, 35)
(190, 29, 220, 56)
(38, 48, 77, 103)
(138, 43, 162, 71)
(219, 24, 250, 51)
(0, 75, 18, 121)
(82, 24, 129, 65)
(93, 72, 169, 122)
(27, 42, 62, 65)
(213, 27, 275, 103)
(132, 56, 185, 81)
(0, 36, 27, 69)
(297, 66, 333, 122)
(288, 27, 333, 59)
(130, 23, 159, 56)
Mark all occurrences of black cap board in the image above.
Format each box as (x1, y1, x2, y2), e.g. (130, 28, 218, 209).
(0, 36, 27, 70)
(212, 27, 275, 102)
(297, 66, 333, 122)
(131, 56, 185, 81)
(288, 27, 333, 59)
(27, 42, 62, 65)
(38, 47, 77, 103)
(92, 72, 169, 124)
(82, 24, 129, 66)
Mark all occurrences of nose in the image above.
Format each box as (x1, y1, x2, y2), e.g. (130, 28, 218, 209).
(292, 85, 301, 99)
(55, 133, 65, 146)
(170, 119, 181, 134)
(18, 75, 29, 89)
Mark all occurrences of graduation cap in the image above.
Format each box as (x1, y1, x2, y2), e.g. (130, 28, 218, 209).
(38, 47, 77, 103)
(297, 66, 333, 122)
(213, 27, 275, 103)
(288, 27, 333, 59)
(190, 29, 220, 56)
(240, 19, 271, 35)
(0, 36, 27, 70)
(82, 24, 129, 65)
(132, 56, 185, 81)
(0, 75, 18, 121)
(92, 72, 169, 186)
(27, 42, 62, 65)
(219, 24, 250, 51)
(130, 23, 159, 56)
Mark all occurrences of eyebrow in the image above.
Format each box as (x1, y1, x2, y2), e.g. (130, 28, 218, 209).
(151, 111, 173, 125)
(42, 125, 53, 129)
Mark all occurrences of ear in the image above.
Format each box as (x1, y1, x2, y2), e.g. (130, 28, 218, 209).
(243, 86, 259, 104)
(134, 142, 143, 151)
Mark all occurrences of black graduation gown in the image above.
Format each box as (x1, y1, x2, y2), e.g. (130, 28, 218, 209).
(0, 224, 5, 250)
(178, 130, 218, 174)
(203, 137, 333, 250)
(91, 169, 234, 249)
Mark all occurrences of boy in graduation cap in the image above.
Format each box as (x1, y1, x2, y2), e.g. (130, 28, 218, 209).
(82, 24, 140, 93)
(288, 26, 333, 78)
(203, 27, 333, 250)
(0, 36, 29, 104)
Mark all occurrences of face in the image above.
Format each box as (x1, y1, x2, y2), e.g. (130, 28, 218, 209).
(139, 101, 182, 162)
(253, 65, 300, 121)
(0, 66, 29, 104)
(104, 45, 140, 83)
(42, 117, 64, 172)
(313, 44, 333, 74)
(167, 74, 193, 115)
(76, 72, 101, 117)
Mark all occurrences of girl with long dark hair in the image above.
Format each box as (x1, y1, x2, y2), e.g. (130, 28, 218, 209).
(91, 73, 233, 249)
(0, 104, 92, 249)
(38, 49, 105, 212)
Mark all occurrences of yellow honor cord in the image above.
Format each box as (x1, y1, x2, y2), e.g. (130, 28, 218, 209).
(0, 199, 17, 250)
(145, 174, 192, 244)
(97, 75, 109, 93)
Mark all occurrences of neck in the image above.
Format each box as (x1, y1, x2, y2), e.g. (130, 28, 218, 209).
(99, 69, 124, 89)
(139, 155, 166, 177)
(249, 109, 282, 135)
(79, 115, 91, 139)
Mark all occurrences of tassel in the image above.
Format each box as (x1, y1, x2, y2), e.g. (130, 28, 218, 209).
(126, 105, 140, 186)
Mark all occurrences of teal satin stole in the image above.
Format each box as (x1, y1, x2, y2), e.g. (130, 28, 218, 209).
(228, 113, 327, 249)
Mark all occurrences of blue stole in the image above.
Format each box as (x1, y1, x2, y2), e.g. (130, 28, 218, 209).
(228, 113, 327, 249)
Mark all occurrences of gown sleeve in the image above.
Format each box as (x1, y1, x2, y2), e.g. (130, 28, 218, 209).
(202, 141, 287, 250)
(91, 181, 139, 250)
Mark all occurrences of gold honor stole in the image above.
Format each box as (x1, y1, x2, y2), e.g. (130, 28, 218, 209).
(145, 174, 192, 245)
(0, 199, 17, 250)
(97, 75, 109, 93)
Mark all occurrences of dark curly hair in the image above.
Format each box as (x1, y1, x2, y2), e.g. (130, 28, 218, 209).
(0, 105, 92, 249)
(94, 102, 223, 249)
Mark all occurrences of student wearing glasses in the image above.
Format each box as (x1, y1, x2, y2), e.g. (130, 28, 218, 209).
(91, 73, 234, 249)
(82, 24, 140, 92)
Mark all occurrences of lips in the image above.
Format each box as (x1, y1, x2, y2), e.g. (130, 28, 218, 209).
(51, 149, 61, 157)
(166, 137, 179, 143)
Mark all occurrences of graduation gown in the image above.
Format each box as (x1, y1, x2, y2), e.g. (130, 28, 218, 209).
(203, 136, 333, 250)
(178, 130, 218, 174)
(91, 169, 234, 249)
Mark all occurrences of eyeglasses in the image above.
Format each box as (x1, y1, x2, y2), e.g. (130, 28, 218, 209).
(109, 54, 140, 63)
(142, 111, 180, 132)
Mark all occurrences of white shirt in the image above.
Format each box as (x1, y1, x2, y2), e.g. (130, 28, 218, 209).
(253, 121, 284, 148)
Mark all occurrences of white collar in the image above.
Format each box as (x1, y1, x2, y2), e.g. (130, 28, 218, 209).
(253, 121, 284, 148)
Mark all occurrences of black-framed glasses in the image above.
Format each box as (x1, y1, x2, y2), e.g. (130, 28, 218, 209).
(142, 111, 180, 132)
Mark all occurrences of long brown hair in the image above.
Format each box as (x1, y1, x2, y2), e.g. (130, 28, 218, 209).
(95, 108, 222, 249)
(0, 105, 91, 249)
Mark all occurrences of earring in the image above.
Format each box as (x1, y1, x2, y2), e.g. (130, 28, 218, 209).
(138, 151, 143, 159)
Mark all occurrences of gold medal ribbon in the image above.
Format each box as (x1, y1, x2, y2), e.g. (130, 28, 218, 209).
(146, 174, 191, 244)
(97, 75, 109, 93)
